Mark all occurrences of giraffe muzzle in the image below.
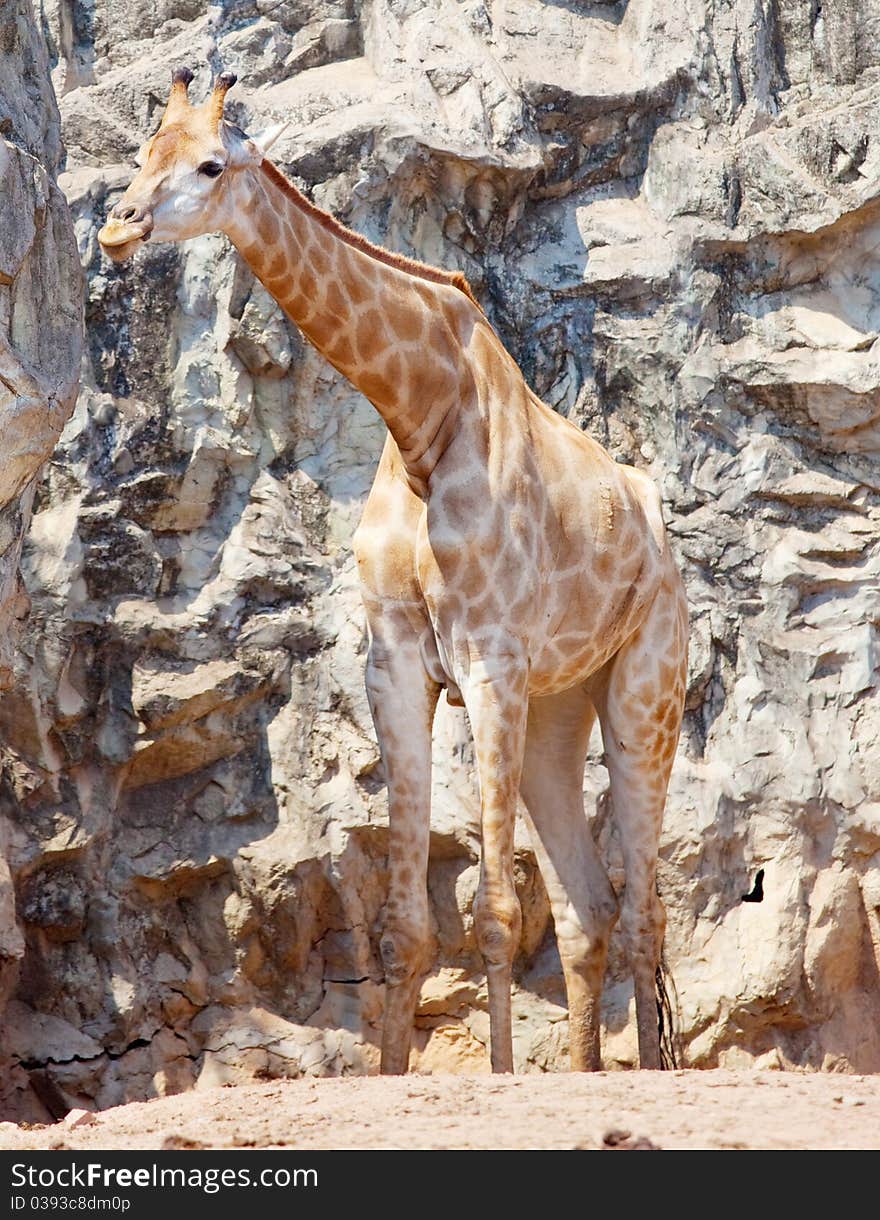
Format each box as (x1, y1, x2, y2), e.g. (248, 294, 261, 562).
(98, 201, 155, 261)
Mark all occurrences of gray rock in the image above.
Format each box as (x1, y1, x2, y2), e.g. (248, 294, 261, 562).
(0, 0, 82, 1096)
(0, 0, 878, 1111)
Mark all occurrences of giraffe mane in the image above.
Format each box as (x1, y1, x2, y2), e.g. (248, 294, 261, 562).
(258, 160, 483, 311)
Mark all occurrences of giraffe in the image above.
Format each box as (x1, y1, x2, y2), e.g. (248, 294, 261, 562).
(98, 70, 689, 1074)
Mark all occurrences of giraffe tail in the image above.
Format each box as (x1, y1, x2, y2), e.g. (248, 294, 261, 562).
(655, 948, 680, 1070)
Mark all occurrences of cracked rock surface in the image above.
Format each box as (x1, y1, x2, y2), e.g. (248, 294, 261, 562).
(1, 0, 879, 1117)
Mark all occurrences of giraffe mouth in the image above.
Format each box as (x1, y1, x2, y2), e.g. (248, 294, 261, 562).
(97, 219, 154, 262)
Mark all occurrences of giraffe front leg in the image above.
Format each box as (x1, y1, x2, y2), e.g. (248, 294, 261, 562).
(365, 635, 441, 1076)
(462, 650, 529, 1074)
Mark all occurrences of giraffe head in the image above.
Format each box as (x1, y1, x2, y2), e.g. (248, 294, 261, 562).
(98, 68, 283, 262)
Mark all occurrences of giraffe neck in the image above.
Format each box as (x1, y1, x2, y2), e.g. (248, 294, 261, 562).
(220, 162, 477, 488)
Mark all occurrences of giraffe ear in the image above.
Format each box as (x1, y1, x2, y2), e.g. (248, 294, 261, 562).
(250, 121, 288, 158)
(224, 120, 288, 167)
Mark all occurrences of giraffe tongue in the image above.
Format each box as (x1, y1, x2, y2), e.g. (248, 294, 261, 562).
(98, 211, 154, 255)
(97, 220, 153, 261)
(99, 235, 147, 263)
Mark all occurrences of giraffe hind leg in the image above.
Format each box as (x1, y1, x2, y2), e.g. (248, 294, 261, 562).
(519, 686, 618, 1071)
(592, 566, 687, 1070)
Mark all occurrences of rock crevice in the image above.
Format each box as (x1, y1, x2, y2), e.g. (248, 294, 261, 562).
(0, 0, 878, 1117)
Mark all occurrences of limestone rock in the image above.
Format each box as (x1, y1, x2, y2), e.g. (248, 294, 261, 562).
(0, 0, 82, 1080)
(0, 0, 878, 1116)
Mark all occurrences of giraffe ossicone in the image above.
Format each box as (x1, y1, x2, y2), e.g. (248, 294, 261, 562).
(99, 69, 689, 1074)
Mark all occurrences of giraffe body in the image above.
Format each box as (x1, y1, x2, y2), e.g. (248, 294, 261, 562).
(98, 71, 688, 1073)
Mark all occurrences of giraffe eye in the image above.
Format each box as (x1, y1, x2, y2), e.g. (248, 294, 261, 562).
(198, 161, 224, 178)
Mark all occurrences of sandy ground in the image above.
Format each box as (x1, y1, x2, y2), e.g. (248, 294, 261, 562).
(1, 1071, 878, 1151)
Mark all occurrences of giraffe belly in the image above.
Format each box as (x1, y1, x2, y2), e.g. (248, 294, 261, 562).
(419, 560, 659, 701)
(528, 630, 625, 695)
(526, 564, 662, 696)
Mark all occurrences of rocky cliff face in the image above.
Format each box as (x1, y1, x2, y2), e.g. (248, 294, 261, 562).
(2, 0, 879, 1117)
(0, 0, 82, 1114)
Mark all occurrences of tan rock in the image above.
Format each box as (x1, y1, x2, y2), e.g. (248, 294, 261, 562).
(417, 969, 481, 1020)
(4, 1003, 102, 1064)
(805, 868, 864, 999)
(413, 1021, 490, 1075)
(131, 657, 261, 733)
(0, 0, 879, 1121)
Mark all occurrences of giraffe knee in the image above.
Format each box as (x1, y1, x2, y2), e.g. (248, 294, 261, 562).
(564, 893, 619, 946)
(589, 885, 619, 937)
(619, 898, 660, 967)
(555, 895, 618, 976)
(473, 887, 522, 966)
(380, 919, 429, 986)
